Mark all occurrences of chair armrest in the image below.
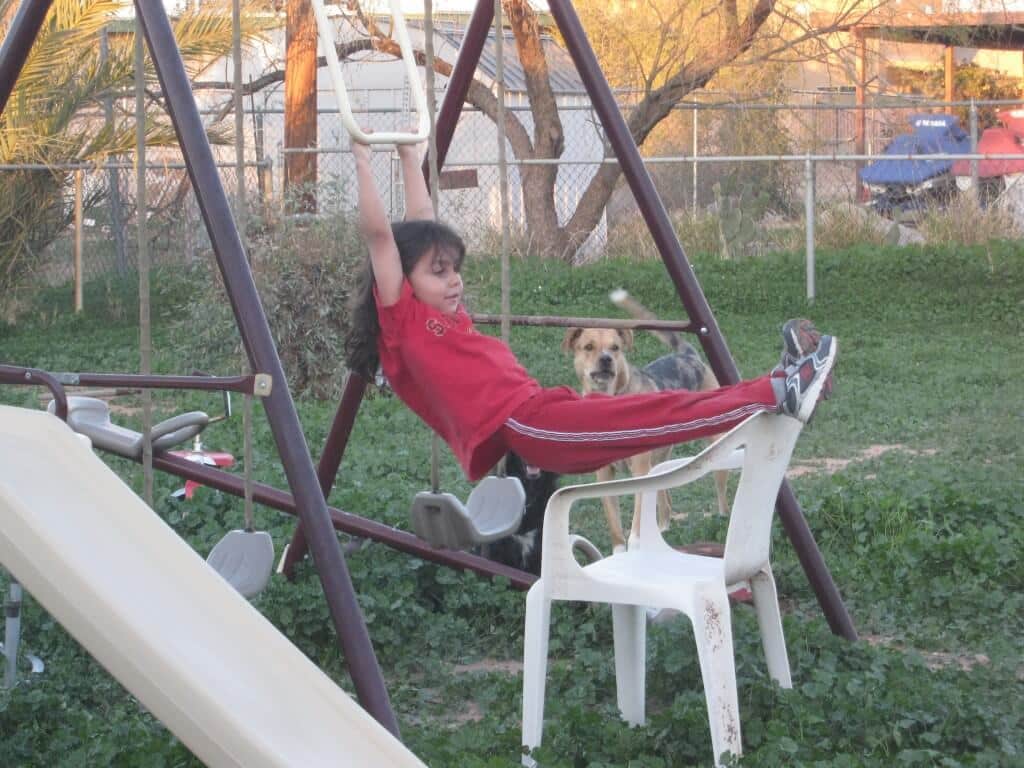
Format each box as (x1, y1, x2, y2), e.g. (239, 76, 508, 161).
(540, 414, 773, 576)
(649, 447, 746, 476)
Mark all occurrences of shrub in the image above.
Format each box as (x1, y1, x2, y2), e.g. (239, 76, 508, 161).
(917, 195, 1022, 252)
(605, 210, 726, 261)
(173, 214, 366, 399)
(815, 201, 897, 251)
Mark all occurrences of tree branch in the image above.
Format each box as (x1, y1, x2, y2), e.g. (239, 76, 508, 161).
(562, 0, 776, 249)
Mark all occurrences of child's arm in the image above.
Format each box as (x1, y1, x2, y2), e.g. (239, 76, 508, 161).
(353, 141, 402, 307)
(398, 141, 434, 221)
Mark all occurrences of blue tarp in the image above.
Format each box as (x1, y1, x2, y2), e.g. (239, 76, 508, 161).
(859, 114, 971, 185)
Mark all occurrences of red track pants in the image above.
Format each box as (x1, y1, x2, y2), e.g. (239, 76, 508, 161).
(499, 376, 779, 475)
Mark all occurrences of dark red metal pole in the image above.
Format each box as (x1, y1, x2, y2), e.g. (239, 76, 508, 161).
(423, 0, 494, 181)
(152, 452, 536, 591)
(283, 373, 368, 576)
(547, 0, 857, 641)
(50, 371, 263, 394)
(0, 365, 67, 421)
(133, 2, 399, 735)
(0, 0, 53, 115)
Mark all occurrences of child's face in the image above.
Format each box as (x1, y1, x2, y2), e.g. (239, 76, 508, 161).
(409, 246, 463, 315)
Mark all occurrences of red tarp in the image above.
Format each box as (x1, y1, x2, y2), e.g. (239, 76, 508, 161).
(953, 109, 1024, 178)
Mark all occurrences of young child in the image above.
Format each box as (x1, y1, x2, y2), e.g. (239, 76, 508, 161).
(345, 140, 837, 483)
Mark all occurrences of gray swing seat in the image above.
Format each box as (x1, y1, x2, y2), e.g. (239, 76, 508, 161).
(411, 476, 526, 550)
(47, 396, 209, 459)
(206, 530, 275, 599)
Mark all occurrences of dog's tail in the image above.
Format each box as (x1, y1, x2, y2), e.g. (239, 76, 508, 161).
(609, 289, 681, 352)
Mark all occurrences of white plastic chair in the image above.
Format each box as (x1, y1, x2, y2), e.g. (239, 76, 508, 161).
(521, 412, 803, 768)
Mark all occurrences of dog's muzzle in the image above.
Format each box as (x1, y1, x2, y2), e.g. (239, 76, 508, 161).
(589, 354, 616, 385)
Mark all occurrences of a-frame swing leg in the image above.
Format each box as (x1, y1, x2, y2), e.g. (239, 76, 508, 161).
(131, 3, 400, 735)
(0, 0, 403, 732)
(0, 1, 53, 114)
(547, 0, 856, 641)
(282, 373, 368, 577)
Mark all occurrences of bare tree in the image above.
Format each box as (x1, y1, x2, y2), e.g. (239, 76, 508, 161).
(205, 0, 882, 257)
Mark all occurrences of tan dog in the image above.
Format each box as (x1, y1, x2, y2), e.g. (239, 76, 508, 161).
(562, 290, 730, 550)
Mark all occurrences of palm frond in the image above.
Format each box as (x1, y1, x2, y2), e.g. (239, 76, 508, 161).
(8, 1, 123, 109)
(0, 0, 269, 296)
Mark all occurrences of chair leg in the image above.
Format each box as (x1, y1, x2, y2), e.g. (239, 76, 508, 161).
(611, 602, 646, 726)
(521, 582, 552, 765)
(750, 569, 792, 688)
(691, 589, 742, 767)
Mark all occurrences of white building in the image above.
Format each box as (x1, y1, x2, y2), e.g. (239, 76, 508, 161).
(210, 6, 607, 254)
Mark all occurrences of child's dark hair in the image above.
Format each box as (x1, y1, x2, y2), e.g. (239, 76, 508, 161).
(345, 219, 466, 379)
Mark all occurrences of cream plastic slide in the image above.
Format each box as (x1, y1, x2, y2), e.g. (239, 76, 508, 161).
(0, 406, 425, 768)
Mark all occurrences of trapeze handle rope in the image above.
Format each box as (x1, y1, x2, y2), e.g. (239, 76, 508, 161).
(243, 393, 254, 531)
(493, 0, 511, 478)
(310, 0, 430, 145)
(424, 0, 442, 494)
(494, 0, 511, 348)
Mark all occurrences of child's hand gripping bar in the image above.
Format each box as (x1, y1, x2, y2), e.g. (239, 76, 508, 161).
(311, 0, 431, 145)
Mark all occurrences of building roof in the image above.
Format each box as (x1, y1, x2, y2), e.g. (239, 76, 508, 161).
(420, 21, 587, 94)
(814, 6, 1024, 51)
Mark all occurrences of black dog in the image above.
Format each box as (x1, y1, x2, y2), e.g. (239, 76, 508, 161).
(477, 453, 559, 576)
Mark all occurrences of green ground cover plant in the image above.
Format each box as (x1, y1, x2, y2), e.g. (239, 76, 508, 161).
(0, 242, 1021, 766)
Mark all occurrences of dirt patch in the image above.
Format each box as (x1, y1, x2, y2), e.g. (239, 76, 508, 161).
(453, 659, 524, 675)
(788, 444, 938, 478)
(450, 700, 484, 725)
(864, 634, 992, 672)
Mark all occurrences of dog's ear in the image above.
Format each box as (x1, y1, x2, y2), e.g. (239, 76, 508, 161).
(562, 327, 582, 353)
(618, 328, 634, 350)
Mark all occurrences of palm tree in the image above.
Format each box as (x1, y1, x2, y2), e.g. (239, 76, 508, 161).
(0, 0, 268, 298)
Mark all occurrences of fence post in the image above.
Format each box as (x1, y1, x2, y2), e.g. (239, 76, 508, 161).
(804, 155, 815, 302)
(691, 104, 698, 217)
(73, 169, 83, 313)
(969, 100, 979, 204)
(253, 102, 271, 214)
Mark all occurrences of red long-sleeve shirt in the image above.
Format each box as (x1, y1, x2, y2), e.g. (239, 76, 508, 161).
(376, 280, 541, 480)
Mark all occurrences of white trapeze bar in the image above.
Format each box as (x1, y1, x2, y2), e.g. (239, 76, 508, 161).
(311, 0, 431, 145)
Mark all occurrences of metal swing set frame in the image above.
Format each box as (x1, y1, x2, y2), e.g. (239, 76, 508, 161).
(0, 0, 856, 738)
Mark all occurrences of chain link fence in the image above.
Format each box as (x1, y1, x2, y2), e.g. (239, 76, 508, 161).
(5, 89, 1023, 299)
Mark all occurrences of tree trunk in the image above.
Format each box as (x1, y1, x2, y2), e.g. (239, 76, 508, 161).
(285, 0, 317, 213)
(554, 0, 776, 257)
(228, 0, 778, 253)
(505, 0, 568, 257)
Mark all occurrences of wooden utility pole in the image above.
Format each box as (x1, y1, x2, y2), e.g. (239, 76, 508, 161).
(944, 45, 955, 107)
(285, 0, 318, 213)
(854, 29, 867, 201)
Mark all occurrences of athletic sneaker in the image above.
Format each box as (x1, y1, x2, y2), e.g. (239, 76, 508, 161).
(778, 335, 838, 423)
(779, 318, 834, 400)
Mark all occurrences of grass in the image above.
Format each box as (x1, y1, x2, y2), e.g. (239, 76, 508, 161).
(0, 242, 1022, 766)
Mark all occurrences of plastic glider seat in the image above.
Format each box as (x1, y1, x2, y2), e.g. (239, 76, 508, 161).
(411, 477, 526, 550)
(48, 397, 208, 460)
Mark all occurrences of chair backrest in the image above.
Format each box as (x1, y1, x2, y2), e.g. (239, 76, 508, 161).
(721, 414, 802, 584)
(539, 412, 802, 588)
